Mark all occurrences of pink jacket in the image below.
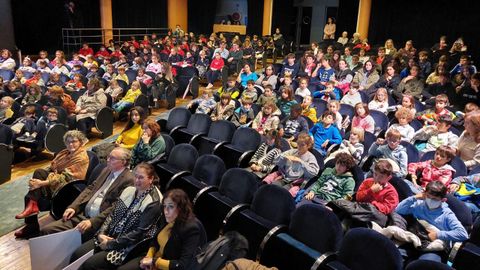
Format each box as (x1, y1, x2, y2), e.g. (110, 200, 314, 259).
(352, 115, 375, 134)
(407, 160, 455, 187)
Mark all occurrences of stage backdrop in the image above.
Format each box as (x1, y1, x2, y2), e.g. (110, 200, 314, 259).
(215, 0, 248, 25)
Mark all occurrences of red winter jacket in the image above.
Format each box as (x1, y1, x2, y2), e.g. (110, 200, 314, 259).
(356, 178, 399, 215)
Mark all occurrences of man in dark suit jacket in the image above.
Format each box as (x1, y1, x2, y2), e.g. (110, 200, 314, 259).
(41, 147, 134, 242)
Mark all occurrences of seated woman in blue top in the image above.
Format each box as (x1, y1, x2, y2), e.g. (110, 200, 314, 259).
(236, 63, 258, 88)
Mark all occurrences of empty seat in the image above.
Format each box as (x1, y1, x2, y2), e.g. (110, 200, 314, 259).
(191, 120, 236, 156)
(214, 127, 261, 168)
(157, 107, 191, 134)
(171, 113, 212, 145)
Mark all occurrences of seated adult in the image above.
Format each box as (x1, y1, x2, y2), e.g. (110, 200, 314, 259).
(255, 64, 278, 90)
(135, 189, 206, 270)
(457, 111, 480, 169)
(396, 181, 468, 262)
(42, 85, 76, 115)
(70, 163, 163, 269)
(393, 65, 424, 101)
(68, 78, 107, 134)
(41, 147, 134, 242)
(130, 118, 166, 168)
(236, 63, 258, 89)
(352, 60, 380, 92)
(367, 63, 401, 98)
(14, 130, 90, 238)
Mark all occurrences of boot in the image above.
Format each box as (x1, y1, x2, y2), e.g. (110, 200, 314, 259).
(14, 223, 40, 239)
(15, 199, 39, 219)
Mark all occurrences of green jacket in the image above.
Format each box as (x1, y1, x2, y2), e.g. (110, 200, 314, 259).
(309, 167, 355, 202)
(131, 135, 166, 168)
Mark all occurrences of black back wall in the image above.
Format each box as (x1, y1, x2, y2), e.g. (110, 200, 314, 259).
(336, 0, 359, 39)
(368, 0, 480, 63)
(12, 0, 100, 54)
(112, 0, 167, 28)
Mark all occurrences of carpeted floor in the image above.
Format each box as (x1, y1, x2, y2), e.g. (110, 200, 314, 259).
(0, 110, 171, 236)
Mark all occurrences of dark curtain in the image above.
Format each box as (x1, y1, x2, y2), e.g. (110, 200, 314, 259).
(12, 0, 100, 54)
(272, 0, 295, 39)
(336, 0, 359, 39)
(112, 0, 167, 28)
(369, 0, 480, 63)
(246, 0, 263, 35)
(188, 0, 218, 35)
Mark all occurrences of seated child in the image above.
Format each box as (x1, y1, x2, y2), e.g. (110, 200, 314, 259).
(295, 77, 311, 98)
(368, 87, 389, 114)
(301, 95, 317, 123)
(340, 81, 362, 107)
(396, 181, 468, 262)
(450, 173, 480, 220)
(263, 132, 320, 189)
(113, 66, 129, 85)
(115, 106, 145, 150)
(0, 96, 14, 122)
(313, 81, 341, 101)
(187, 88, 216, 114)
(417, 94, 455, 126)
(411, 115, 459, 154)
(34, 107, 59, 146)
(387, 107, 415, 142)
(278, 103, 309, 143)
(452, 102, 478, 130)
(217, 76, 240, 100)
(104, 79, 124, 102)
(241, 80, 258, 102)
(298, 152, 356, 205)
(356, 160, 399, 216)
(328, 100, 343, 129)
(21, 84, 42, 105)
(325, 127, 365, 164)
(277, 86, 297, 117)
(247, 129, 283, 178)
(278, 74, 293, 96)
(136, 68, 153, 87)
(112, 80, 142, 113)
(352, 102, 375, 134)
(407, 145, 456, 194)
(252, 101, 281, 135)
(3, 81, 23, 99)
(211, 93, 235, 121)
(12, 105, 37, 142)
(328, 160, 399, 228)
(24, 71, 45, 87)
(231, 97, 255, 127)
(309, 111, 342, 155)
(368, 129, 408, 178)
(256, 84, 277, 106)
(65, 73, 84, 92)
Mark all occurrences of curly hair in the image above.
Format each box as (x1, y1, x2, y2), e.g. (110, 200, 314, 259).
(163, 189, 194, 227)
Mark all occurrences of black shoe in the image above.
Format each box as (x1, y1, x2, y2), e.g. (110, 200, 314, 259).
(14, 224, 40, 239)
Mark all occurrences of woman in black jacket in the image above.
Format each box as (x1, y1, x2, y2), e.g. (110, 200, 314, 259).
(138, 189, 206, 270)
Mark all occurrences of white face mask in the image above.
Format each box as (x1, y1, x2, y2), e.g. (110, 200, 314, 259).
(425, 198, 442, 210)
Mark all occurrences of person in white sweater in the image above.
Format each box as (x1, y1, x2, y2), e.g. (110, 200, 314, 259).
(387, 107, 415, 142)
(368, 87, 389, 114)
(340, 81, 363, 106)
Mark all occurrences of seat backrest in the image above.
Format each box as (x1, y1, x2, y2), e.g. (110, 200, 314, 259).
(338, 227, 403, 270)
(0, 124, 13, 145)
(187, 113, 212, 134)
(207, 120, 236, 142)
(85, 151, 100, 181)
(125, 69, 138, 84)
(192, 155, 226, 186)
(339, 103, 355, 120)
(409, 119, 423, 131)
(161, 133, 175, 157)
(167, 143, 199, 172)
(370, 109, 389, 133)
(445, 194, 473, 230)
(309, 148, 325, 173)
(166, 107, 192, 132)
(389, 176, 414, 202)
(290, 204, 343, 253)
(250, 185, 295, 225)
(406, 259, 452, 270)
(400, 141, 419, 163)
(313, 98, 327, 118)
(218, 168, 259, 204)
(87, 163, 107, 186)
(230, 127, 261, 152)
(0, 70, 15, 81)
(470, 165, 480, 175)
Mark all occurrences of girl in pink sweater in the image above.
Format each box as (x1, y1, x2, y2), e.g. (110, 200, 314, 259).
(351, 102, 375, 133)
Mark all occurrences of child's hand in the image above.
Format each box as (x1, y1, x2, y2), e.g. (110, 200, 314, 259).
(448, 183, 460, 193)
(305, 191, 315, 200)
(376, 138, 385, 145)
(370, 183, 383, 193)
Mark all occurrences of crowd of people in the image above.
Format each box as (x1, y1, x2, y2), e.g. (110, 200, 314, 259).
(1, 26, 480, 269)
